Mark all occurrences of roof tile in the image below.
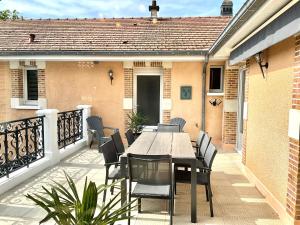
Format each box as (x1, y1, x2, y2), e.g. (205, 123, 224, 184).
(0, 17, 231, 55)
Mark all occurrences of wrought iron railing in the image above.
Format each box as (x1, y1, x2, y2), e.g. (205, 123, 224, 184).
(57, 109, 83, 149)
(0, 116, 45, 178)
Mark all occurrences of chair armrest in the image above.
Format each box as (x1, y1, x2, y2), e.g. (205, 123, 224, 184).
(88, 129, 97, 134)
(103, 127, 119, 133)
(196, 155, 204, 160)
(198, 166, 211, 172)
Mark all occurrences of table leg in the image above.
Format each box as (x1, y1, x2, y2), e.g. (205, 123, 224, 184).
(191, 159, 197, 223)
(120, 156, 127, 218)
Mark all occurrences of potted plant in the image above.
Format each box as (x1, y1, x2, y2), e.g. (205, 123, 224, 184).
(127, 111, 148, 136)
(26, 172, 135, 225)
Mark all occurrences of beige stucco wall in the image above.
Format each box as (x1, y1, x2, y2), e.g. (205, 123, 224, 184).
(170, 61, 225, 140)
(246, 37, 294, 205)
(0, 62, 35, 121)
(206, 62, 225, 141)
(0, 62, 10, 122)
(46, 61, 125, 135)
(171, 62, 202, 140)
(0, 60, 226, 143)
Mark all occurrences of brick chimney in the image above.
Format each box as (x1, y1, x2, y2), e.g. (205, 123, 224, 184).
(149, 0, 159, 18)
(221, 0, 233, 16)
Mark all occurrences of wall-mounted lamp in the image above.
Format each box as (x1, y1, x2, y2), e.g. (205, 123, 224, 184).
(209, 98, 222, 107)
(254, 52, 268, 79)
(108, 69, 114, 85)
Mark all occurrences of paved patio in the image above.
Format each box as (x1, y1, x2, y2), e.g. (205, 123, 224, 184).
(0, 143, 282, 225)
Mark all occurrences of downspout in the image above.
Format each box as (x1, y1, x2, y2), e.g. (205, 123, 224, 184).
(201, 54, 209, 131)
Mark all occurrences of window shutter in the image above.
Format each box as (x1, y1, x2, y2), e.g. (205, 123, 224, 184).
(27, 70, 38, 100)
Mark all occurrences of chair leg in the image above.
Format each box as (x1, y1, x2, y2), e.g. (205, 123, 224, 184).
(173, 171, 177, 195)
(110, 179, 115, 195)
(208, 184, 214, 217)
(169, 198, 173, 225)
(138, 198, 142, 213)
(128, 194, 132, 225)
(103, 176, 108, 203)
(205, 185, 209, 202)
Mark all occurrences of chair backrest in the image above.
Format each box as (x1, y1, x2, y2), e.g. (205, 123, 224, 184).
(203, 143, 217, 169)
(157, 124, 180, 133)
(127, 154, 172, 186)
(199, 134, 211, 158)
(111, 131, 125, 155)
(196, 130, 206, 146)
(100, 140, 119, 165)
(125, 129, 135, 146)
(170, 117, 186, 132)
(86, 116, 105, 137)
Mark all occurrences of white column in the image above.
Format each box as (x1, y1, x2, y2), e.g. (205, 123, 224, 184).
(77, 105, 92, 143)
(36, 109, 60, 165)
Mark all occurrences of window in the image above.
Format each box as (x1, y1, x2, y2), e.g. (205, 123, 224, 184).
(25, 69, 38, 102)
(209, 66, 223, 93)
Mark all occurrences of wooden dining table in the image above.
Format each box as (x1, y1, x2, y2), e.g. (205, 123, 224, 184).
(120, 131, 198, 223)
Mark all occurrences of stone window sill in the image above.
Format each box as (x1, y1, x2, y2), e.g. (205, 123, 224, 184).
(11, 98, 47, 110)
(207, 92, 224, 97)
(15, 105, 41, 110)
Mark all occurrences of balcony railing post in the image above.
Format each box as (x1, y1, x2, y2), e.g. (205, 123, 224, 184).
(36, 109, 60, 166)
(76, 105, 92, 144)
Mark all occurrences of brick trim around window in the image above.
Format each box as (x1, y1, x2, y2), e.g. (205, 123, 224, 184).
(123, 62, 172, 129)
(223, 68, 239, 144)
(9, 61, 46, 109)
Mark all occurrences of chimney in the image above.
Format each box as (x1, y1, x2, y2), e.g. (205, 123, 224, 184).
(149, 0, 159, 18)
(221, 0, 233, 16)
(29, 34, 36, 43)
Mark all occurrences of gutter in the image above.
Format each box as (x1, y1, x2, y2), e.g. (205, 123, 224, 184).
(201, 54, 209, 131)
(0, 50, 207, 57)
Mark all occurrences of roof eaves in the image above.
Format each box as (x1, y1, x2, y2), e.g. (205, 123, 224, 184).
(0, 50, 209, 57)
(209, 0, 266, 55)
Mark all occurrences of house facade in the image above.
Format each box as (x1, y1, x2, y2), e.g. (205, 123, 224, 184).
(210, 0, 300, 224)
(0, 2, 233, 143)
(0, 0, 300, 224)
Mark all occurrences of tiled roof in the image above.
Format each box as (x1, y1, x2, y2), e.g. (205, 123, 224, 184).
(0, 17, 231, 56)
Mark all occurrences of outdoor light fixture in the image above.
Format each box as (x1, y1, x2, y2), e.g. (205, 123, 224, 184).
(108, 69, 114, 85)
(209, 98, 222, 107)
(254, 52, 268, 79)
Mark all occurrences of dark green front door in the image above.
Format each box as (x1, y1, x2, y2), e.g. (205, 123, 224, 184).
(137, 76, 160, 125)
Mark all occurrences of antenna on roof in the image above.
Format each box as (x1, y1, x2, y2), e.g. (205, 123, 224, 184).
(149, 0, 159, 18)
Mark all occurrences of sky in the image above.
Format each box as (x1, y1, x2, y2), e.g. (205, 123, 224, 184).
(0, 0, 246, 19)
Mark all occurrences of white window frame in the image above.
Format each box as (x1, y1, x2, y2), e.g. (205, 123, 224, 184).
(209, 66, 224, 93)
(23, 67, 39, 106)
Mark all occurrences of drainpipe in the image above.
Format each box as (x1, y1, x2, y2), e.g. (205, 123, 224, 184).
(201, 54, 209, 131)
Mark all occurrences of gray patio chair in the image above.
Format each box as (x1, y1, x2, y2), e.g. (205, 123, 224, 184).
(175, 130, 206, 172)
(174, 132, 211, 194)
(127, 153, 174, 225)
(157, 123, 180, 133)
(111, 131, 125, 159)
(197, 133, 212, 160)
(170, 117, 186, 132)
(175, 142, 217, 217)
(125, 129, 135, 147)
(191, 130, 206, 152)
(86, 116, 118, 150)
(100, 140, 127, 203)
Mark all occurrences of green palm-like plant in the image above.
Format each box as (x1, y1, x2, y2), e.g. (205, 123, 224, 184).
(26, 172, 135, 225)
(127, 111, 148, 134)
